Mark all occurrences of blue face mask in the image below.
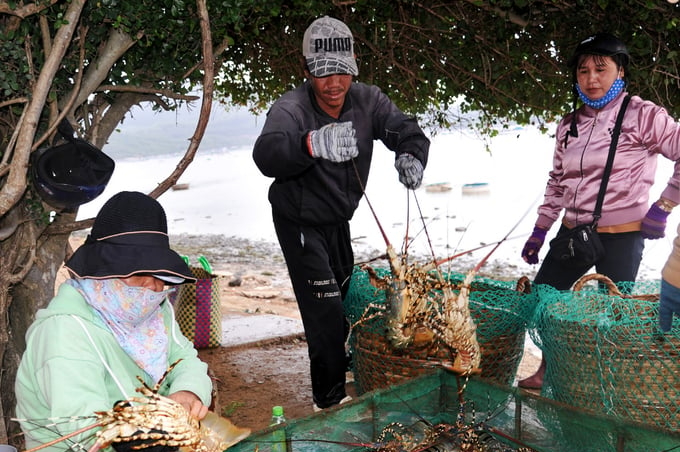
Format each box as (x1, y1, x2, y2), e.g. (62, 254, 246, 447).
(576, 78, 625, 109)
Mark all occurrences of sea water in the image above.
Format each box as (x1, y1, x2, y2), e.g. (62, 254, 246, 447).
(78, 112, 677, 281)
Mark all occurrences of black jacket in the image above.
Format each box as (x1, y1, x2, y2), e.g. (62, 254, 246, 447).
(253, 81, 429, 225)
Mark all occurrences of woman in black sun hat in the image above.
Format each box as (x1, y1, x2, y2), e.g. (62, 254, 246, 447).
(15, 191, 212, 452)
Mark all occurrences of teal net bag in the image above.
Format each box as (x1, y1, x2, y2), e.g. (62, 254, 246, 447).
(532, 273, 679, 432)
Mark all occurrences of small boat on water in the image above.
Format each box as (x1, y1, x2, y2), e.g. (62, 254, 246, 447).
(424, 182, 452, 193)
(462, 182, 490, 194)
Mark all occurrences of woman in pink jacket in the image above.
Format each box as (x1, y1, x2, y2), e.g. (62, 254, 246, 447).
(519, 33, 680, 389)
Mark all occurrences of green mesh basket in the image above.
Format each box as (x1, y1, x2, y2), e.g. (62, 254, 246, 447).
(533, 273, 680, 432)
(344, 266, 538, 393)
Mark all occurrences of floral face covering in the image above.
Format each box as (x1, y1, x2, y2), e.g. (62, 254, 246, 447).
(67, 278, 170, 382)
(576, 78, 625, 109)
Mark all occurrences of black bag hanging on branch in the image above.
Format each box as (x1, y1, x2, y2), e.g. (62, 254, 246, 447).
(549, 95, 630, 268)
(31, 117, 115, 210)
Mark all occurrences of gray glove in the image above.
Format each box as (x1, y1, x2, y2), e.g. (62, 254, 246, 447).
(307, 122, 358, 162)
(395, 153, 424, 189)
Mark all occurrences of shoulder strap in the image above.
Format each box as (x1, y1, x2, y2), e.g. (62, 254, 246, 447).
(592, 94, 631, 224)
(70, 314, 130, 400)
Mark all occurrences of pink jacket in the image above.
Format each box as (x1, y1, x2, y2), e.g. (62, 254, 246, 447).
(535, 91, 680, 232)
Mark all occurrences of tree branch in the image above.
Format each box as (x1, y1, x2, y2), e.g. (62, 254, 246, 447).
(43, 217, 93, 236)
(34, 25, 88, 152)
(70, 28, 142, 109)
(0, 0, 60, 18)
(45, 0, 217, 234)
(0, 98, 28, 109)
(182, 34, 233, 80)
(149, 0, 215, 199)
(0, 104, 27, 171)
(0, 0, 87, 217)
(95, 85, 200, 102)
(7, 221, 36, 284)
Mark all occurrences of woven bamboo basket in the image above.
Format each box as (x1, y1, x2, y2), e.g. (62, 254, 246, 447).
(348, 272, 536, 394)
(353, 330, 446, 392)
(541, 273, 680, 431)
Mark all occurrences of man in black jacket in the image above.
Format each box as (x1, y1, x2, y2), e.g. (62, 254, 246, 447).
(253, 16, 430, 410)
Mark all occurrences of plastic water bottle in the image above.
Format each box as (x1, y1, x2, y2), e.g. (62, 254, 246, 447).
(270, 405, 287, 452)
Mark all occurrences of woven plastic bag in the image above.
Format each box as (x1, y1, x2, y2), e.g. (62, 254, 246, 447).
(173, 256, 222, 349)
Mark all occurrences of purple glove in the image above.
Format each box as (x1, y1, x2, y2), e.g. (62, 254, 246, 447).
(640, 203, 670, 239)
(521, 226, 547, 265)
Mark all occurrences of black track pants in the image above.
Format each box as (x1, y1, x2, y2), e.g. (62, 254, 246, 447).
(273, 212, 354, 408)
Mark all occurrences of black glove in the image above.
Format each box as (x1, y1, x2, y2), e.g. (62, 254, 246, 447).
(307, 122, 358, 162)
(110, 429, 179, 452)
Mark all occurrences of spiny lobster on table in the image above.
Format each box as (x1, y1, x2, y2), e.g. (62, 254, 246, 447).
(19, 360, 250, 452)
(286, 389, 537, 452)
(368, 406, 536, 452)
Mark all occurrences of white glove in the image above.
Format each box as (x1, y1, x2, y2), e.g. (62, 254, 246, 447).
(395, 153, 424, 189)
(307, 122, 358, 162)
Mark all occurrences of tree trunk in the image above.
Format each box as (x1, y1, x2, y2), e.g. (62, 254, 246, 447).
(0, 205, 73, 448)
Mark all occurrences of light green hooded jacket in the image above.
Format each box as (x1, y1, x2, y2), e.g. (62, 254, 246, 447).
(15, 282, 212, 451)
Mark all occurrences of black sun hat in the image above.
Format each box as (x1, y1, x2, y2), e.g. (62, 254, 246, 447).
(65, 191, 195, 285)
(568, 32, 630, 69)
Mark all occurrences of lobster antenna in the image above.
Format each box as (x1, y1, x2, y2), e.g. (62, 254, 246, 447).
(411, 189, 439, 264)
(434, 234, 526, 267)
(472, 198, 538, 273)
(351, 160, 391, 248)
(403, 189, 410, 258)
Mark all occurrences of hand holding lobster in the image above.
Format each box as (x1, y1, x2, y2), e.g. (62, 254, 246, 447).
(167, 391, 209, 422)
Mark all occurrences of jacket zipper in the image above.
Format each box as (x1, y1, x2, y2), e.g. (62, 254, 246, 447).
(572, 113, 598, 224)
